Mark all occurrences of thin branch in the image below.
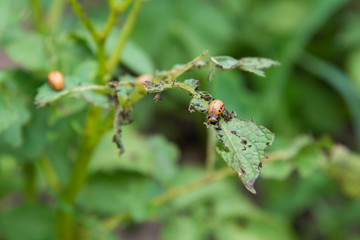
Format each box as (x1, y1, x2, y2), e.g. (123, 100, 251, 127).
(67, 0, 100, 41)
(29, 0, 44, 32)
(107, 0, 143, 75)
(47, 0, 65, 32)
(101, 0, 133, 40)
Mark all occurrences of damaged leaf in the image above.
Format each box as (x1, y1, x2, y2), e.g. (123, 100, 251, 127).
(208, 56, 280, 80)
(183, 79, 212, 113)
(112, 96, 133, 155)
(215, 117, 274, 193)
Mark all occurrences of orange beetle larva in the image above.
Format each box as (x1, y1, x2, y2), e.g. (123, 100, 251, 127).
(47, 71, 65, 91)
(208, 99, 225, 124)
(135, 74, 154, 87)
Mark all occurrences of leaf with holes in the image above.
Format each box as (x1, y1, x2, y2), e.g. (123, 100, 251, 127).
(208, 56, 280, 80)
(182, 79, 212, 113)
(215, 117, 274, 193)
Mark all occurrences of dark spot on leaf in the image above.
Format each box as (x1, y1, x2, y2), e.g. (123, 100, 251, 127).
(241, 168, 246, 174)
(266, 142, 270, 146)
(231, 131, 236, 135)
(259, 162, 263, 168)
(248, 145, 252, 148)
(241, 139, 247, 145)
(218, 134, 223, 138)
(242, 147, 247, 151)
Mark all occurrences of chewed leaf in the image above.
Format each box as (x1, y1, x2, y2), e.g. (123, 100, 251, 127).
(34, 76, 108, 107)
(145, 81, 175, 93)
(189, 97, 208, 113)
(238, 57, 280, 77)
(183, 79, 212, 113)
(112, 97, 133, 155)
(208, 56, 280, 80)
(183, 79, 199, 91)
(216, 117, 274, 193)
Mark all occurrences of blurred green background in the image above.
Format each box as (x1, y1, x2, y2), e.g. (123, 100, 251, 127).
(1, 0, 360, 239)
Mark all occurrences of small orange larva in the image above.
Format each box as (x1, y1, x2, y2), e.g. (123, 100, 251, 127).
(208, 99, 225, 124)
(47, 71, 65, 91)
(135, 74, 153, 87)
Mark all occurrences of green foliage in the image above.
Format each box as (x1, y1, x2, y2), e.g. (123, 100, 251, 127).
(1, 0, 360, 240)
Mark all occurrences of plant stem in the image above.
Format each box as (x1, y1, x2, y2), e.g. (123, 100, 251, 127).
(23, 162, 36, 203)
(101, 0, 133, 40)
(67, 0, 99, 41)
(97, 39, 107, 83)
(107, 0, 143, 75)
(29, 0, 44, 32)
(151, 167, 233, 206)
(38, 156, 61, 192)
(56, 106, 112, 240)
(47, 0, 65, 32)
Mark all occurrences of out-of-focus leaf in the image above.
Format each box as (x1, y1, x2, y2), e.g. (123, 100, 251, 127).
(216, 117, 274, 193)
(346, 48, 360, 92)
(78, 174, 162, 221)
(161, 215, 207, 240)
(292, 145, 325, 178)
(327, 145, 360, 198)
(301, 53, 360, 150)
(0, 95, 30, 148)
(209, 56, 280, 80)
(90, 128, 179, 185)
(0, 204, 55, 240)
(5, 33, 47, 71)
(121, 41, 155, 74)
(73, 60, 97, 83)
(0, 96, 19, 133)
(261, 160, 293, 180)
(34, 76, 108, 107)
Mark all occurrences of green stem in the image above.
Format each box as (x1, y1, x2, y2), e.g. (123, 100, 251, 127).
(39, 156, 61, 192)
(151, 168, 233, 205)
(101, 0, 133, 39)
(107, 0, 143, 75)
(23, 162, 36, 203)
(67, 0, 99, 41)
(56, 106, 112, 240)
(29, 0, 44, 32)
(97, 40, 107, 83)
(47, 0, 65, 32)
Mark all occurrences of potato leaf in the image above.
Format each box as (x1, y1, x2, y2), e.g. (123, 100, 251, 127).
(209, 56, 280, 80)
(34, 76, 108, 107)
(216, 117, 274, 193)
